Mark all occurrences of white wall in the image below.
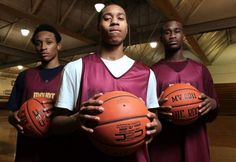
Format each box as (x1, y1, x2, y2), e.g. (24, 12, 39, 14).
(208, 44, 236, 84)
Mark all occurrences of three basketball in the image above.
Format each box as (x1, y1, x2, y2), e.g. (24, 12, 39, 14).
(90, 91, 150, 156)
(18, 97, 53, 138)
(160, 83, 202, 125)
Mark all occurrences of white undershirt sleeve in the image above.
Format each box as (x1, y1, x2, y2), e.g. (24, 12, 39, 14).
(146, 69, 159, 109)
(55, 59, 83, 111)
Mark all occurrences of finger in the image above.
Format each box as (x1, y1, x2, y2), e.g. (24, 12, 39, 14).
(43, 106, 53, 111)
(17, 124, 24, 132)
(80, 106, 104, 115)
(82, 99, 103, 107)
(93, 93, 103, 99)
(80, 125, 94, 133)
(198, 93, 207, 100)
(80, 114, 100, 124)
(14, 112, 21, 123)
(41, 99, 54, 104)
(158, 98, 168, 105)
(158, 106, 172, 112)
(159, 111, 172, 116)
(145, 136, 153, 145)
(199, 104, 211, 116)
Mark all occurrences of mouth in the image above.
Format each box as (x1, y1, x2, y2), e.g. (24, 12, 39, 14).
(168, 41, 178, 45)
(109, 28, 121, 33)
(41, 53, 49, 57)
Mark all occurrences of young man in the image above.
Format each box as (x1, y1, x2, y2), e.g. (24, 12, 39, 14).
(7, 24, 64, 162)
(52, 3, 161, 162)
(149, 20, 218, 162)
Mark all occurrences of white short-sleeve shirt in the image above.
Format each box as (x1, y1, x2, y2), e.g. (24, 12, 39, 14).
(55, 55, 159, 111)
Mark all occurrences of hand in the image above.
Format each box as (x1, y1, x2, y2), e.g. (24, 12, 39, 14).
(8, 111, 24, 134)
(158, 93, 173, 122)
(41, 99, 54, 118)
(72, 93, 104, 134)
(145, 111, 162, 144)
(198, 93, 217, 116)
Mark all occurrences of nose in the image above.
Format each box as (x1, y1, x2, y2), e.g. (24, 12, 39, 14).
(40, 42, 47, 50)
(170, 32, 176, 38)
(110, 17, 119, 25)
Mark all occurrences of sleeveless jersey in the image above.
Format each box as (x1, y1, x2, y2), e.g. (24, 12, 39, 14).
(68, 54, 151, 162)
(150, 59, 218, 162)
(15, 67, 63, 162)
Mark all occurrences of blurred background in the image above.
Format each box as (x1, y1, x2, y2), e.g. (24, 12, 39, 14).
(0, 0, 236, 162)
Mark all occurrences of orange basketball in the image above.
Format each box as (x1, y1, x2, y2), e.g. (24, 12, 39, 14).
(18, 97, 53, 138)
(90, 91, 150, 156)
(160, 83, 202, 125)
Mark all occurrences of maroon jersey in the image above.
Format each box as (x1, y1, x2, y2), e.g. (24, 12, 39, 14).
(149, 59, 218, 162)
(65, 54, 151, 162)
(15, 67, 63, 162)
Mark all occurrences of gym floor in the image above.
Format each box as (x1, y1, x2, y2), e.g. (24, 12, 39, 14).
(0, 109, 235, 162)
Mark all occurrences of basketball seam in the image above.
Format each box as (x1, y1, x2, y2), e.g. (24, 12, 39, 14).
(171, 100, 202, 108)
(26, 101, 43, 136)
(27, 98, 47, 136)
(164, 88, 200, 98)
(102, 95, 138, 103)
(98, 115, 147, 126)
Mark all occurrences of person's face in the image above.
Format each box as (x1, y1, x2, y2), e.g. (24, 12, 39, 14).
(34, 31, 61, 62)
(161, 21, 184, 51)
(98, 4, 128, 46)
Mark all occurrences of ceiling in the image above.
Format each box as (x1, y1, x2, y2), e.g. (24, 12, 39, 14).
(0, 0, 236, 77)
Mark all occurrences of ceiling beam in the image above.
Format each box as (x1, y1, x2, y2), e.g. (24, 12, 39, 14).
(0, 58, 40, 69)
(31, 0, 44, 14)
(0, 43, 36, 58)
(146, 0, 210, 65)
(59, 0, 77, 25)
(184, 16, 236, 35)
(0, 2, 95, 44)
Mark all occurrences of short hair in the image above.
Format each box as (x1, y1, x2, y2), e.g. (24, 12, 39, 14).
(159, 19, 183, 35)
(31, 24, 62, 45)
(97, 3, 127, 27)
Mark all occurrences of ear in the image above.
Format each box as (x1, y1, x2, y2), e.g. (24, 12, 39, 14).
(57, 43, 62, 51)
(183, 34, 186, 41)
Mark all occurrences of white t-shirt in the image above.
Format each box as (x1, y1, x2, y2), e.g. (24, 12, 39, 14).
(55, 55, 159, 111)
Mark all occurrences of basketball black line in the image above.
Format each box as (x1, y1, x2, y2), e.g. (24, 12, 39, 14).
(26, 100, 43, 136)
(98, 115, 148, 126)
(102, 94, 138, 103)
(171, 100, 202, 108)
(28, 98, 47, 135)
(164, 88, 200, 98)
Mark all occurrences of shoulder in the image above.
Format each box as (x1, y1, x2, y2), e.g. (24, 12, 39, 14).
(188, 59, 205, 67)
(64, 58, 82, 71)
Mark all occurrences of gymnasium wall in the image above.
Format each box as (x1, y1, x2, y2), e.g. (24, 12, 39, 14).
(0, 76, 14, 109)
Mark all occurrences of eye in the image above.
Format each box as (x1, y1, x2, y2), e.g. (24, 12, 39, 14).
(103, 15, 112, 21)
(35, 41, 41, 46)
(118, 16, 125, 20)
(46, 41, 52, 45)
(164, 30, 171, 35)
(175, 28, 182, 33)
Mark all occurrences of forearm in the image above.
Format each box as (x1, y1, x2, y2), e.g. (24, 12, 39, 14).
(51, 115, 80, 135)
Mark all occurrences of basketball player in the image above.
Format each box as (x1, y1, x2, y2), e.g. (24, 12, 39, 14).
(52, 3, 161, 162)
(7, 24, 64, 162)
(149, 20, 218, 162)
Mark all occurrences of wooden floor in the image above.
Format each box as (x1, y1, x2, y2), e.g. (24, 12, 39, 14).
(0, 109, 236, 162)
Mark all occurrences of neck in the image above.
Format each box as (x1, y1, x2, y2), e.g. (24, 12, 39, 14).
(165, 48, 186, 62)
(41, 59, 60, 69)
(99, 43, 124, 60)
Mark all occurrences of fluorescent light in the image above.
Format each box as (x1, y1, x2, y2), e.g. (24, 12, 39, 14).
(17, 65, 24, 70)
(95, 3, 105, 12)
(21, 29, 30, 36)
(150, 42, 158, 48)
